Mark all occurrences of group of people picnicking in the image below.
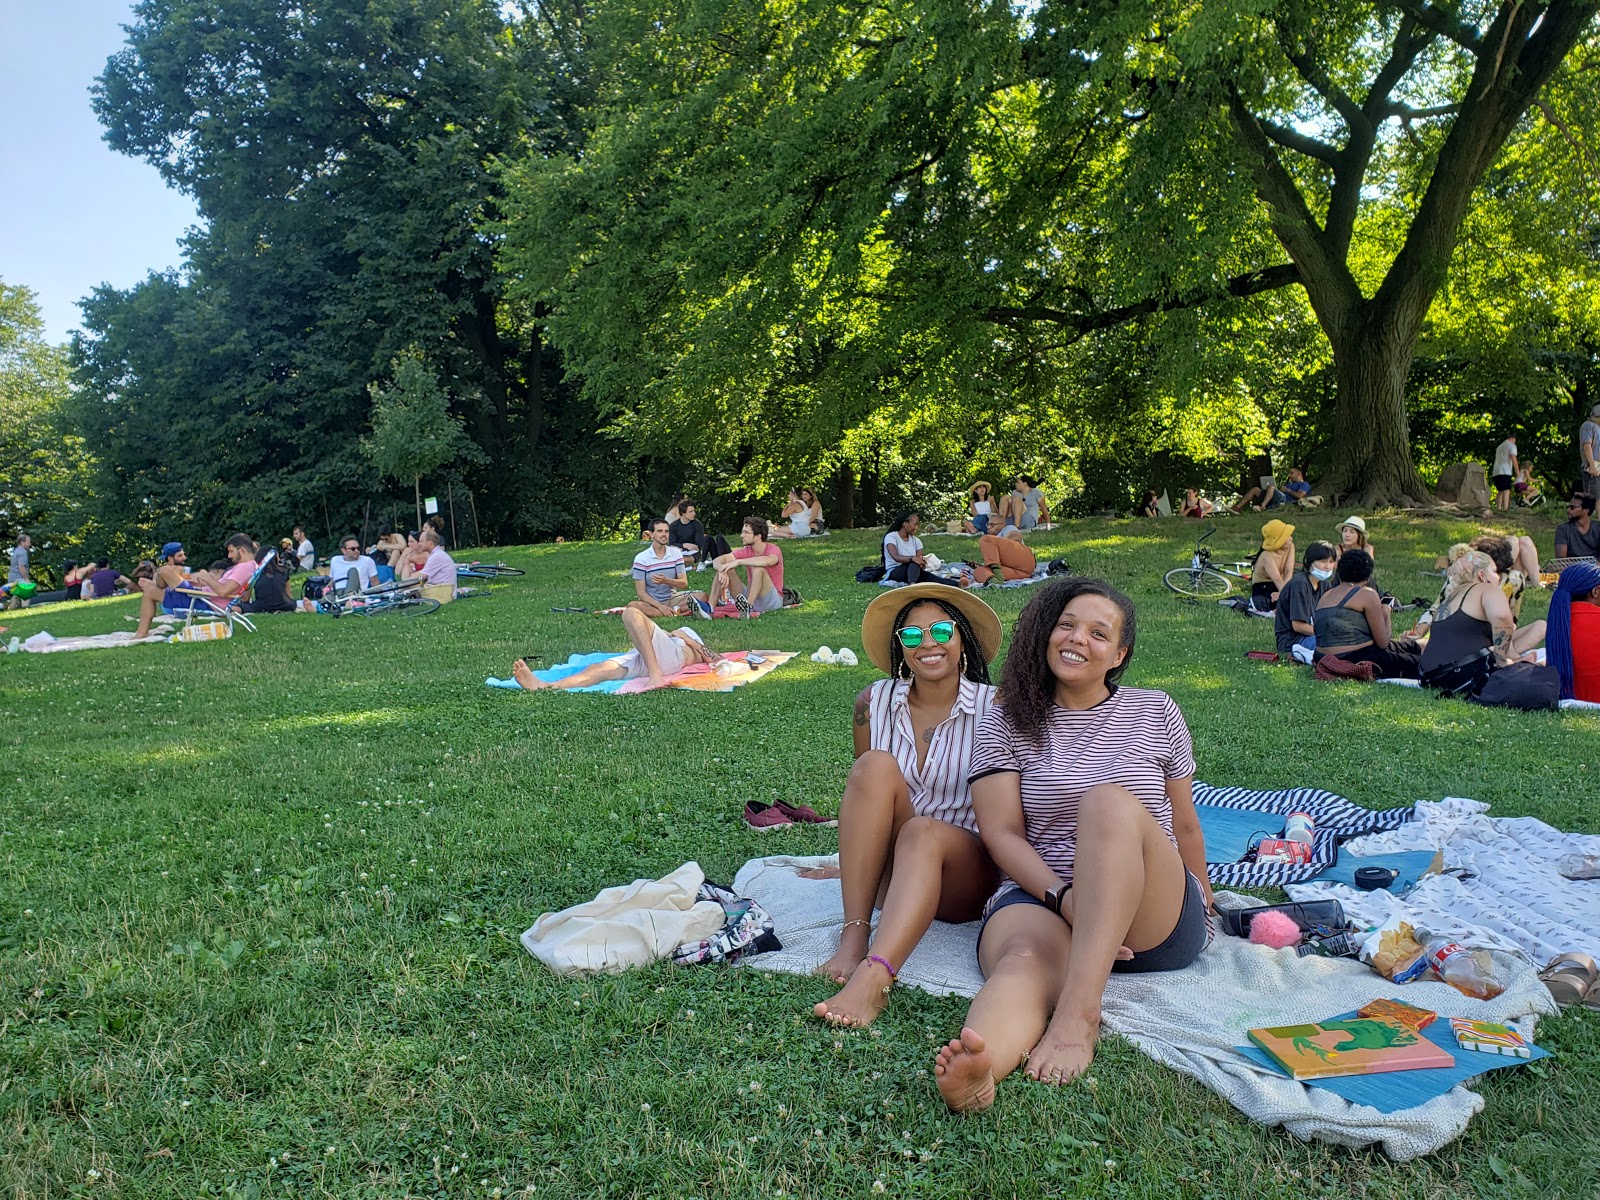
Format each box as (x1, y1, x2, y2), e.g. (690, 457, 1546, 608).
(5, 519, 460, 635)
(1236, 495, 1600, 703)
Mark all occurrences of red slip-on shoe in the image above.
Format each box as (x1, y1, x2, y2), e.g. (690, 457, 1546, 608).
(774, 800, 838, 827)
(743, 801, 794, 832)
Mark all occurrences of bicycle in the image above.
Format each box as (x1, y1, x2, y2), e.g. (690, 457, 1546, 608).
(1163, 527, 1258, 600)
(317, 579, 441, 619)
(455, 561, 525, 581)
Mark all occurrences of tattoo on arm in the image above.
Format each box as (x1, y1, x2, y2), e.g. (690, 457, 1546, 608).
(1494, 625, 1517, 663)
(853, 695, 870, 728)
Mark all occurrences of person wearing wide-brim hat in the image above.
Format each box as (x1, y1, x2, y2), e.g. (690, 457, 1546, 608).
(1250, 518, 1296, 611)
(1334, 514, 1374, 564)
(964, 482, 996, 535)
(812, 583, 1004, 1029)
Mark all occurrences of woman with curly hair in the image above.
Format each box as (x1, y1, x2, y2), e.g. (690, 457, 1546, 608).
(935, 578, 1210, 1112)
(811, 584, 1004, 1027)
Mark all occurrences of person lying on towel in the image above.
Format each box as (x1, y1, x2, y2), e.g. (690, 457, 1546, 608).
(934, 578, 1211, 1113)
(511, 608, 715, 692)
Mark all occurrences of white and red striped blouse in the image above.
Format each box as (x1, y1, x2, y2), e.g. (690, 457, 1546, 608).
(867, 676, 997, 833)
(968, 687, 1195, 888)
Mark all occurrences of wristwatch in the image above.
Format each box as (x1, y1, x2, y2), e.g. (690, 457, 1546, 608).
(1043, 885, 1066, 916)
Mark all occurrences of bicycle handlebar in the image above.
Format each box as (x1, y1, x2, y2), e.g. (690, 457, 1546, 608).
(1199, 525, 1218, 544)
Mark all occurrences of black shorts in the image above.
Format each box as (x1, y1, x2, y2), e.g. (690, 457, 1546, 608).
(978, 870, 1211, 974)
(1492, 473, 1514, 491)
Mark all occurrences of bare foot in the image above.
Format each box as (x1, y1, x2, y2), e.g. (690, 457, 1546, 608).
(1024, 1010, 1098, 1086)
(813, 922, 870, 985)
(796, 864, 841, 880)
(512, 659, 550, 691)
(813, 957, 893, 1027)
(935, 1027, 997, 1113)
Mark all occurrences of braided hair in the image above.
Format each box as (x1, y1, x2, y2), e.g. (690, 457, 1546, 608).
(886, 597, 991, 685)
(1548, 561, 1600, 700)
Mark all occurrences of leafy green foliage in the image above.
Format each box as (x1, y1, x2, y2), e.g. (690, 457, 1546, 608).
(0, 281, 96, 572)
(363, 351, 487, 524)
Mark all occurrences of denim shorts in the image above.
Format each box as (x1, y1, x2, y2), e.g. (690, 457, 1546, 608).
(978, 870, 1210, 974)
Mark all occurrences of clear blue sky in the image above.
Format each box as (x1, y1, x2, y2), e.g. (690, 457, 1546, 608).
(0, 2, 200, 345)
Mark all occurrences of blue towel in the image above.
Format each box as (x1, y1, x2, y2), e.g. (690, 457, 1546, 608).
(1196, 784, 1414, 889)
(1314, 850, 1440, 894)
(487, 652, 625, 693)
(1237, 1006, 1546, 1113)
(1199, 805, 1284, 864)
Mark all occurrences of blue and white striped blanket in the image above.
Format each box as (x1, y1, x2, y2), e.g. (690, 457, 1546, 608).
(1195, 782, 1414, 889)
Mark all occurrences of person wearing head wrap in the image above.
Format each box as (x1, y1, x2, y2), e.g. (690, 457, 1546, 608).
(1546, 561, 1600, 701)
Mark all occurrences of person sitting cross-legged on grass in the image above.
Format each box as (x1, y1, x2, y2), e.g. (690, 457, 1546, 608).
(707, 517, 784, 615)
(934, 578, 1211, 1112)
(133, 535, 257, 638)
(630, 519, 708, 618)
(1418, 549, 1545, 695)
(1275, 540, 1336, 661)
(510, 608, 715, 692)
(1312, 548, 1420, 678)
(810, 583, 1003, 1027)
(1250, 519, 1295, 611)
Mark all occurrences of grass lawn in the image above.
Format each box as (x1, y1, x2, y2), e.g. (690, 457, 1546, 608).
(3, 512, 1597, 1199)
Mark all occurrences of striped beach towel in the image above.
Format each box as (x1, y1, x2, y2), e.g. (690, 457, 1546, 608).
(1196, 782, 1414, 889)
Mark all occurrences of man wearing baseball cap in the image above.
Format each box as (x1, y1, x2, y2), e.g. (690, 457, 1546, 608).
(133, 535, 257, 638)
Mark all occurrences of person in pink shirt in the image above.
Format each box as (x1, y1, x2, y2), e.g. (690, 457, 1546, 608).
(132, 534, 257, 637)
(417, 528, 457, 604)
(707, 517, 785, 615)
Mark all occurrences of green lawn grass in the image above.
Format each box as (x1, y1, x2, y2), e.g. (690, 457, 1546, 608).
(2, 514, 1597, 1199)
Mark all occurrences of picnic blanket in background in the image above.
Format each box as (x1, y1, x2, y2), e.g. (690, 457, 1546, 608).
(1195, 783, 1414, 889)
(16, 630, 170, 653)
(732, 854, 1553, 1160)
(1287, 797, 1600, 964)
(487, 650, 796, 694)
(876, 566, 1051, 589)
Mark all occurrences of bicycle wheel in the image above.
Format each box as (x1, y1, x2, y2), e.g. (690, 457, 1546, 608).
(400, 596, 442, 617)
(480, 564, 524, 577)
(1163, 566, 1234, 600)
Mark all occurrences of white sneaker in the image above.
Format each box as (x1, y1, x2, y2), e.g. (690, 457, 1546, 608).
(811, 646, 836, 664)
(835, 648, 858, 666)
(1292, 643, 1314, 665)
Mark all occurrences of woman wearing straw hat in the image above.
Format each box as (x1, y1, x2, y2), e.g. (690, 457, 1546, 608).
(963, 482, 995, 535)
(812, 583, 1004, 1027)
(1334, 514, 1374, 564)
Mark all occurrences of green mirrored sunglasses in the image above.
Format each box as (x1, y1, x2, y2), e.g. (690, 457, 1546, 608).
(895, 620, 955, 648)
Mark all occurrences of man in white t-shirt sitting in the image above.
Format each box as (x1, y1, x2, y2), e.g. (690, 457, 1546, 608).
(293, 526, 315, 571)
(510, 608, 715, 692)
(327, 536, 379, 593)
(629, 519, 709, 618)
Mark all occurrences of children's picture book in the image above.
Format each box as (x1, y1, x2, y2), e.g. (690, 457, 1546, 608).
(1448, 1018, 1532, 1058)
(1247, 1015, 1456, 1080)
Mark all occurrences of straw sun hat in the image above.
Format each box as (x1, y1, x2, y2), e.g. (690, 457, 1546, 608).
(969, 481, 992, 495)
(1338, 515, 1368, 535)
(860, 582, 1004, 674)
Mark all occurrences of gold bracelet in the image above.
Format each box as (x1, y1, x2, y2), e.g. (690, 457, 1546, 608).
(841, 918, 871, 931)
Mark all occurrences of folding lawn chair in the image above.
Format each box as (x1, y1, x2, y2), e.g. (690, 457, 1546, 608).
(172, 549, 276, 635)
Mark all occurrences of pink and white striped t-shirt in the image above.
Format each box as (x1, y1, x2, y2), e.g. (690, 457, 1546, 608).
(968, 687, 1195, 888)
(867, 676, 997, 833)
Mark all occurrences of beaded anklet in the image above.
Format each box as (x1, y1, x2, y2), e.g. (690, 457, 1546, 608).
(868, 954, 899, 995)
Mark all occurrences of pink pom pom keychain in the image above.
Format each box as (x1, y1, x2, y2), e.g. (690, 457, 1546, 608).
(1247, 909, 1303, 950)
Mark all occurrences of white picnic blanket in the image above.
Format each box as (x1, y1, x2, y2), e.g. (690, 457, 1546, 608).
(878, 566, 1050, 590)
(734, 854, 1553, 1161)
(19, 630, 169, 653)
(1288, 797, 1600, 964)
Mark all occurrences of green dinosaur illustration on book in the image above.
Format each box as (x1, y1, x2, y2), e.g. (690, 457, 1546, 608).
(1291, 1018, 1418, 1062)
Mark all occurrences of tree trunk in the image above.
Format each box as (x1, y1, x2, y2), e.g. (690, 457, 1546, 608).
(414, 474, 422, 531)
(860, 468, 879, 527)
(1321, 310, 1432, 507)
(833, 462, 855, 529)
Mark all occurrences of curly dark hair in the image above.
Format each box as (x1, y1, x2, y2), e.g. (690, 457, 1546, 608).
(886, 597, 991, 685)
(998, 577, 1136, 743)
(1469, 535, 1513, 574)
